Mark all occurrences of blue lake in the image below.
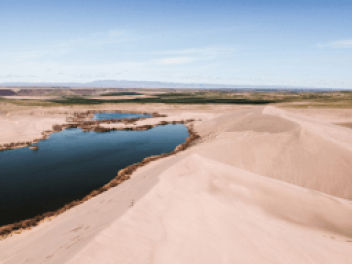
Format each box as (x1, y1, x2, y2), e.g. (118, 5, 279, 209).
(0, 124, 188, 226)
(92, 112, 150, 120)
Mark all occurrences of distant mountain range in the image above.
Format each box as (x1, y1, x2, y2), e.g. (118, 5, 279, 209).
(0, 80, 343, 92)
(0, 80, 304, 89)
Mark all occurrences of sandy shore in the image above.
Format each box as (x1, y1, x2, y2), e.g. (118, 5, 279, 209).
(0, 103, 246, 145)
(1, 104, 352, 263)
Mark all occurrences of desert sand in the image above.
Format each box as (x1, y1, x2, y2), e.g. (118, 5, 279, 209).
(1, 104, 352, 263)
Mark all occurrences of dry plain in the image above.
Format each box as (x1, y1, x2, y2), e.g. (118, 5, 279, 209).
(0, 97, 352, 263)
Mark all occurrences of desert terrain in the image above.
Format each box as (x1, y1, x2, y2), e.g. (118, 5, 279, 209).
(0, 94, 352, 263)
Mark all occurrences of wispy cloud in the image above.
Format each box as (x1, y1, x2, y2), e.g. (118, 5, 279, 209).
(74, 74, 92, 78)
(153, 47, 234, 59)
(0, 74, 37, 78)
(108, 30, 125, 39)
(318, 39, 352, 49)
(180, 75, 223, 81)
(0, 48, 69, 61)
(95, 73, 109, 77)
(96, 29, 131, 45)
(330, 39, 352, 48)
(153, 47, 234, 66)
(51, 29, 132, 49)
(0, 74, 23, 78)
(158, 57, 195, 65)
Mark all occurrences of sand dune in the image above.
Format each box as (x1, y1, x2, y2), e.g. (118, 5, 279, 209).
(1, 105, 352, 263)
(67, 155, 352, 264)
(194, 106, 352, 199)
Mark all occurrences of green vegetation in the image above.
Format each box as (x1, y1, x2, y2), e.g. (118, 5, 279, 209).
(2, 90, 352, 108)
(50, 96, 105, 105)
(0, 98, 59, 107)
(48, 95, 277, 105)
(155, 92, 196, 97)
(100, 92, 143, 96)
(276, 92, 352, 108)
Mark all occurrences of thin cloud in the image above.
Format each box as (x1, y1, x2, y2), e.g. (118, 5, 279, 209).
(318, 39, 352, 49)
(153, 47, 234, 59)
(0, 74, 23, 78)
(330, 39, 352, 48)
(0, 74, 37, 78)
(98, 30, 130, 45)
(180, 75, 223, 81)
(108, 30, 126, 40)
(75, 74, 92, 78)
(96, 73, 109, 77)
(0, 48, 69, 60)
(54, 29, 131, 48)
(159, 57, 195, 65)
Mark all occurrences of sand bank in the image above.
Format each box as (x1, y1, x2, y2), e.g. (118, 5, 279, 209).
(1, 105, 352, 263)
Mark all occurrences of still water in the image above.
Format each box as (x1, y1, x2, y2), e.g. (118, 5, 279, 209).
(92, 112, 150, 120)
(0, 124, 188, 226)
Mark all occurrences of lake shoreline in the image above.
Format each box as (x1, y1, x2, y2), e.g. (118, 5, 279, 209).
(0, 110, 168, 151)
(0, 116, 200, 239)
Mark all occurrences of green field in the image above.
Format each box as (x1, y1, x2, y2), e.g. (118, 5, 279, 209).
(1, 90, 352, 108)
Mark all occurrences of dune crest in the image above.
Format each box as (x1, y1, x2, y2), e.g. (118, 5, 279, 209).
(194, 106, 352, 199)
(67, 154, 352, 264)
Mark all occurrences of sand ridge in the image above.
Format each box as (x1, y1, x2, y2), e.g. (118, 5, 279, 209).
(1, 105, 352, 263)
(67, 154, 352, 264)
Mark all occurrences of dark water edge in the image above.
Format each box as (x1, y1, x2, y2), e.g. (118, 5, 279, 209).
(0, 124, 189, 226)
(92, 112, 150, 120)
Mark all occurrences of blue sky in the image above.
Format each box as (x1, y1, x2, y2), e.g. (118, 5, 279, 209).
(0, 0, 351, 88)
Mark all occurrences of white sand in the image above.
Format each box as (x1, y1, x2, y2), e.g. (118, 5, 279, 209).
(1, 105, 352, 263)
(0, 113, 67, 145)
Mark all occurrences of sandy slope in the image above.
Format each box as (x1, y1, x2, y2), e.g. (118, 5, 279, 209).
(0, 113, 67, 145)
(193, 106, 352, 199)
(1, 105, 352, 263)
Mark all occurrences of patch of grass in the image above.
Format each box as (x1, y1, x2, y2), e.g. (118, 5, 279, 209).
(48, 96, 278, 105)
(277, 92, 352, 108)
(135, 97, 278, 104)
(0, 98, 60, 107)
(100, 92, 143, 96)
(49, 96, 105, 105)
(155, 92, 194, 97)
